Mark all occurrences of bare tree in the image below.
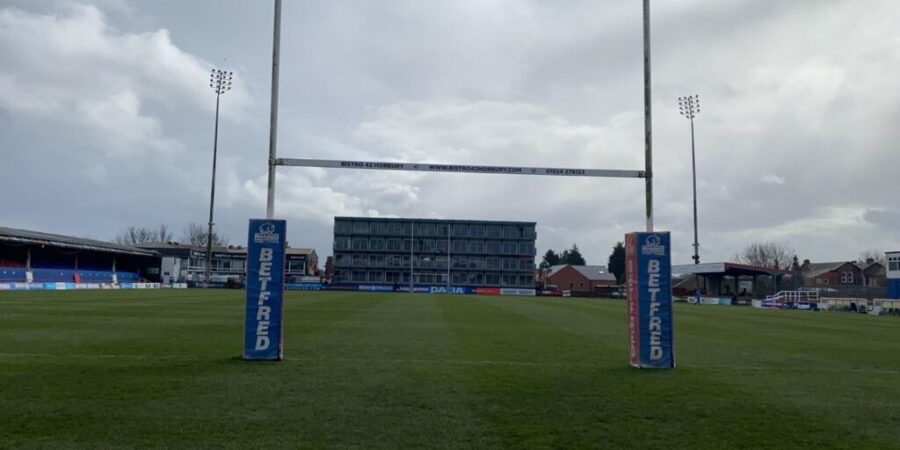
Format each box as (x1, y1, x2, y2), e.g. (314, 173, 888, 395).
(181, 222, 228, 247)
(733, 241, 795, 270)
(114, 224, 175, 245)
(157, 224, 174, 243)
(114, 226, 158, 245)
(858, 249, 885, 265)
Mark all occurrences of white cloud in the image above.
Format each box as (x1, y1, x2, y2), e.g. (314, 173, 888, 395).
(0, 4, 250, 156)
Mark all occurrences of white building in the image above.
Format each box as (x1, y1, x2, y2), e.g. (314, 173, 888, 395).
(887, 251, 900, 299)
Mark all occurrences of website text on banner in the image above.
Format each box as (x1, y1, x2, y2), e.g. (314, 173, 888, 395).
(243, 219, 286, 361)
(626, 231, 675, 369)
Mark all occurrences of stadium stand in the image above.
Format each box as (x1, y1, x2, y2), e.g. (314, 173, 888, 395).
(0, 227, 159, 285)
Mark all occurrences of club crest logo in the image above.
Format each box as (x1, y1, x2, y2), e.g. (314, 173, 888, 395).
(253, 222, 280, 244)
(641, 234, 665, 256)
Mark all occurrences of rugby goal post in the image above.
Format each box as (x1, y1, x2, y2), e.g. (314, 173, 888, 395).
(244, 0, 673, 369)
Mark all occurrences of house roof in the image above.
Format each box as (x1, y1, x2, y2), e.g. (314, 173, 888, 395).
(548, 264, 616, 282)
(0, 226, 157, 257)
(854, 261, 881, 271)
(803, 261, 855, 279)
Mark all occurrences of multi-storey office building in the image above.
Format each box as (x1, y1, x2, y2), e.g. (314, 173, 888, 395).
(332, 217, 536, 288)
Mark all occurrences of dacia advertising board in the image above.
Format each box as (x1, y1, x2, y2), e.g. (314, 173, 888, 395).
(625, 232, 675, 369)
(243, 219, 287, 361)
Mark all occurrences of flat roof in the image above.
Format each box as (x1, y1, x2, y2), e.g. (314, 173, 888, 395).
(672, 262, 791, 277)
(0, 227, 157, 257)
(137, 243, 315, 256)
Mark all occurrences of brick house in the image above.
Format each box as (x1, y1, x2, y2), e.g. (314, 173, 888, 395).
(800, 260, 864, 287)
(856, 260, 886, 287)
(546, 264, 617, 295)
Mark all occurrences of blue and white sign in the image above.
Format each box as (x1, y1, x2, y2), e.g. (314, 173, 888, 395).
(625, 231, 675, 369)
(243, 219, 286, 361)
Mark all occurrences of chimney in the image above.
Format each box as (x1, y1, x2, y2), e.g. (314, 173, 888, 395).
(866, 257, 874, 264)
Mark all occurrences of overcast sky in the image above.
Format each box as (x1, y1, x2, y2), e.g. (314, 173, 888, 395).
(1, 0, 899, 265)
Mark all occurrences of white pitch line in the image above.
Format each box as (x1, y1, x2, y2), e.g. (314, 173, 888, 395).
(1, 352, 899, 374)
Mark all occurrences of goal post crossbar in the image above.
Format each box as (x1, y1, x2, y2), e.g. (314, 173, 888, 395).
(276, 158, 645, 179)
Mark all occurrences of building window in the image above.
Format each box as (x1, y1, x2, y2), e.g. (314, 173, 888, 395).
(889, 256, 900, 271)
(334, 237, 351, 250)
(485, 225, 501, 238)
(352, 222, 369, 234)
(351, 270, 366, 283)
(335, 221, 352, 234)
(841, 272, 854, 284)
(370, 238, 385, 251)
(386, 239, 402, 251)
(485, 241, 501, 254)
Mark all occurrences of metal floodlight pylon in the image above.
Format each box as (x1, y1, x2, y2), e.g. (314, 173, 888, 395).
(205, 68, 234, 286)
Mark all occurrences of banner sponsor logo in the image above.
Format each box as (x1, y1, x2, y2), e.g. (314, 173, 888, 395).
(429, 286, 469, 294)
(500, 288, 536, 296)
(285, 283, 323, 291)
(626, 232, 675, 369)
(475, 287, 502, 296)
(359, 284, 395, 292)
(244, 219, 286, 361)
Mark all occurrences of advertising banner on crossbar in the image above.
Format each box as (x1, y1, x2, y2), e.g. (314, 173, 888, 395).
(243, 219, 286, 361)
(626, 232, 675, 369)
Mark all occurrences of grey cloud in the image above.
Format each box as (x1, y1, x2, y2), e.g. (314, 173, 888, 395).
(2, 0, 899, 265)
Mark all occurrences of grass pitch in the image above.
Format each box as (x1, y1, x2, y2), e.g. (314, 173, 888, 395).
(1, 290, 899, 449)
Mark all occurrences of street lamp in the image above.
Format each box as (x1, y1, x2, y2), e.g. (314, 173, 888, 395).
(206, 68, 233, 286)
(678, 94, 701, 265)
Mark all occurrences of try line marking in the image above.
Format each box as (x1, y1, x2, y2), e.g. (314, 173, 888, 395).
(1, 352, 898, 375)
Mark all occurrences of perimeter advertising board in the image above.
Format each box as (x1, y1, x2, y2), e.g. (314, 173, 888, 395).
(243, 219, 286, 361)
(626, 232, 675, 369)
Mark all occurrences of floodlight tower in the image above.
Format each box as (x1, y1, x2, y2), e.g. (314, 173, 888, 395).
(206, 69, 233, 285)
(678, 94, 701, 265)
